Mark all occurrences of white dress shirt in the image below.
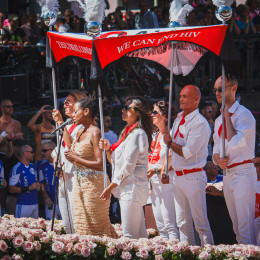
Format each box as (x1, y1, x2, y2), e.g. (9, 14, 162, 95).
(170, 109, 211, 170)
(111, 128, 149, 206)
(51, 124, 84, 174)
(213, 101, 255, 165)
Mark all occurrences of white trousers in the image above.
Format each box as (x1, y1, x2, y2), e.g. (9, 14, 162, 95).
(59, 173, 75, 234)
(16, 204, 38, 218)
(119, 199, 147, 239)
(151, 183, 179, 239)
(45, 204, 62, 220)
(173, 171, 214, 246)
(223, 165, 257, 245)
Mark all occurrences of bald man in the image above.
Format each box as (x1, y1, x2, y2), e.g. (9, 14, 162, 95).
(164, 85, 214, 246)
(213, 75, 257, 245)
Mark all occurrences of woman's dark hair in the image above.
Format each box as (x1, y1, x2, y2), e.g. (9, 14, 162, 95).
(76, 96, 99, 120)
(153, 100, 178, 127)
(123, 96, 153, 147)
(68, 91, 86, 102)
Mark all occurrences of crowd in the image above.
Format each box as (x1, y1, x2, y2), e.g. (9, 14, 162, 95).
(0, 0, 260, 48)
(0, 73, 259, 247)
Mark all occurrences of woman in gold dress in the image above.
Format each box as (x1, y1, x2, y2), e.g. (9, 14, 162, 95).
(64, 96, 117, 237)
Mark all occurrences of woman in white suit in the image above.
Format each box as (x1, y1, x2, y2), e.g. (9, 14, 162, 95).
(99, 96, 153, 239)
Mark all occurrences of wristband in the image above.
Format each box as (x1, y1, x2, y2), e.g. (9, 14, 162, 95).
(21, 186, 29, 193)
(1, 131, 7, 138)
(155, 167, 159, 174)
(167, 140, 172, 147)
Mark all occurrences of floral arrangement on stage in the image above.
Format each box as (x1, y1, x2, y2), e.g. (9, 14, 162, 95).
(0, 215, 260, 260)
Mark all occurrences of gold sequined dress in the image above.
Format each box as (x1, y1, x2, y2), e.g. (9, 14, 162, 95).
(71, 136, 117, 237)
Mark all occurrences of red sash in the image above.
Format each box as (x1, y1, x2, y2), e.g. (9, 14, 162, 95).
(174, 114, 185, 139)
(255, 193, 260, 219)
(218, 113, 233, 139)
(111, 123, 137, 151)
(62, 124, 77, 147)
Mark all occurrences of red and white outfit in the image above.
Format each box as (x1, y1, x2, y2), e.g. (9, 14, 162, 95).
(255, 181, 260, 245)
(148, 133, 179, 239)
(213, 101, 257, 245)
(170, 109, 214, 246)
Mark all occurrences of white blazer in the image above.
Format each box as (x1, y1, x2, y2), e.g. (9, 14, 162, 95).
(111, 128, 149, 206)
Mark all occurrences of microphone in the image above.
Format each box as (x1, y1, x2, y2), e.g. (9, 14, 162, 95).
(50, 118, 72, 135)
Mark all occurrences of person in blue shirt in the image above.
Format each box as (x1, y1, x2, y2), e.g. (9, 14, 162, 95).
(39, 141, 61, 220)
(0, 160, 7, 216)
(9, 145, 43, 218)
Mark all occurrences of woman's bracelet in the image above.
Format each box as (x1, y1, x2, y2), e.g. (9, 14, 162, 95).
(106, 146, 112, 152)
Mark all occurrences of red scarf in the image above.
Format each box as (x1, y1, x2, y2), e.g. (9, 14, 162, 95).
(218, 113, 233, 139)
(174, 114, 185, 139)
(111, 123, 137, 151)
(62, 123, 77, 147)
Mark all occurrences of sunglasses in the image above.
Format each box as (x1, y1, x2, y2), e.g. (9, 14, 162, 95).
(64, 100, 73, 106)
(42, 149, 52, 153)
(2, 105, 13, 108)
(123, 105, 137, 111)
(212, 85, 233, 94)
(152, 110, 159, 115)
(25, 151, 34, 154)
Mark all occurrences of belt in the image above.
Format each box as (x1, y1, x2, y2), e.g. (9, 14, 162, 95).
(227, 159, 253, 169)
(175, 168, 204, 176)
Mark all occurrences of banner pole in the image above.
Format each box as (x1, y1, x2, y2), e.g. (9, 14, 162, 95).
(98, 84, 107, 189)
(165, 42, 174, 178)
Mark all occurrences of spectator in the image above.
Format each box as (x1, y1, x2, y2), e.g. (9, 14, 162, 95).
(0, 99, 23, 161)
(18, 13, 28, 27)
(254, 152, 260, 245)
(104, 114, 118, 145)
(0, 160, 7, 216)
(253, 13, 260, 32)
(107, 13, 118, 31)
(27, 105, 56, 172)
(5, 14, 28, 45)
(125, 11, 135, 29)
(246, 0, 259, 20)
(135, 0, 159, 29)
(0, 13, 10, 44)
(59, 9, 74, 32)
(200, 101, 214, 160)
(152, 6, 164, 27)
(227, 5, 241, 35)
(236, 4, 256, 34)
(21, 12, 41, 45)
(9, 145, 43, 218)
(39, 141, 61, 220)
(69, 15, 80, 33)
(200, 5, 219, 26)
(211, 101, 219, 121)
(161, 8, 170, 27)
(186, 9, 201, 26)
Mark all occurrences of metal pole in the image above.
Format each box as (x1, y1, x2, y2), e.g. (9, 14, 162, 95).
(221, 63, 226, 176)
(165, 42, 174, 178)
(98, 84, 107, 189)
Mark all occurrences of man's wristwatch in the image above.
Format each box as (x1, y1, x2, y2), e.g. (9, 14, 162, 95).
(167, 140, 172, 148)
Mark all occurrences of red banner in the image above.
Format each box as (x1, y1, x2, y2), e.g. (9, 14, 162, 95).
(47, 25, 228, 68)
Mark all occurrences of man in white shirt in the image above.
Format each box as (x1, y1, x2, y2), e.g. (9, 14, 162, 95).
(212, 74, 257, 245)
(164, 85, 214, 246)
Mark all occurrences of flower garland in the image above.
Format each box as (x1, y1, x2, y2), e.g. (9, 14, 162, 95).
(0, 215, 259, 260)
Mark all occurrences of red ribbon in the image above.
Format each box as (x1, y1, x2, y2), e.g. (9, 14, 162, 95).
(62, 123, 77, 147)
(218, 113, 233, 139)
(174, 114, 185, 139)
(111, 123, 137, 151)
